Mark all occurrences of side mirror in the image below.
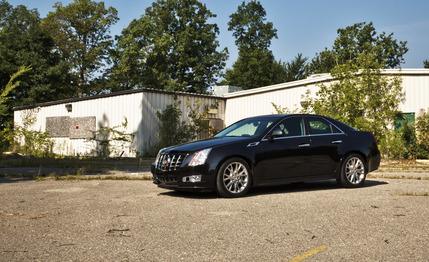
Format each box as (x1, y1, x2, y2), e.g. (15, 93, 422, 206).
(267, 128, 283, 141)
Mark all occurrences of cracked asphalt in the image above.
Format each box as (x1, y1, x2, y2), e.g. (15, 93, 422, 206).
(0, 178, 428, 261)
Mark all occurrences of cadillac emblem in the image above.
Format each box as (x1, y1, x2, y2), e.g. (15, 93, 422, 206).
(162, 156, 170, 169)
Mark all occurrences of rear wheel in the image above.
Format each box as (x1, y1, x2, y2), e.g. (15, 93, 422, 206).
(339, 154, 367, 188)
(216, 158, 252, 198)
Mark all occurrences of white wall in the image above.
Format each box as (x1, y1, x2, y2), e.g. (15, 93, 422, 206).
(14, 91, 225, 157)
(225, 73, 429, 125)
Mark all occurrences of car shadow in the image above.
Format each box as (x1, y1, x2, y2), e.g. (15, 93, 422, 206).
(157, 179, 388, 199)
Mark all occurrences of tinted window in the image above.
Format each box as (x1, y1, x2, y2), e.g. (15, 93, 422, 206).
(271, 117, 304, 138)
(215, 118, 274, 137)
(307, 117, 341, 135)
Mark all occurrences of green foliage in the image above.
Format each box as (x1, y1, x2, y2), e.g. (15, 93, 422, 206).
(279, 53, 309, 82)
(110, 0, 227, 93)
(309, 22, 408, 73)
(424, 60, 429, 69)
(224, 49, 284, 89)
(302, 52, 404, 142)
(186, 100, 220, 139)
(8, 111, 53, 157)
(378, 130, 405, 160)
(0, 66, 31, 152)
(90, 118, 135, 158)
(224, 1, 282, 89)
(154, 100, 218, 154)
(228, 1, 277, 50)
(0, 1, 73, 132)
(416, 111, 429, 152)
(271, 102, 298, 114)
(400, 123, 419, 159)
(0, 66, 31, 117)
(156, 101, 194, 150)
(42, 0, 118, 95)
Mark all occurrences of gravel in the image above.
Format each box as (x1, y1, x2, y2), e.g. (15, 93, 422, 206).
(0, 178, 428, 261)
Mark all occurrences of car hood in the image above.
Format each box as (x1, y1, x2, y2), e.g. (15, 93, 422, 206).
(164, 136, 253, 153)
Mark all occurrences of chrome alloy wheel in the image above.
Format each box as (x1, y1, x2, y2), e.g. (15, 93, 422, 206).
(345, 157, 365, 184)
(223, 162, 249, 194)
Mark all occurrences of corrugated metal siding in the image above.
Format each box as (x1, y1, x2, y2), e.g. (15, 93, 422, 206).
(400, 75, 429, 113)
(225, 75, 429, 125)
(14, 91, 224, 157)
(225, 83, 319, 125)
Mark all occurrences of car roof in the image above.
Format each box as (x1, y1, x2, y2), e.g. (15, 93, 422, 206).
(244, 113, 324, 120)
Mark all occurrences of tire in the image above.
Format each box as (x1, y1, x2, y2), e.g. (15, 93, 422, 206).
(339, 154, 367, 188)
(216, 158, 252, 198)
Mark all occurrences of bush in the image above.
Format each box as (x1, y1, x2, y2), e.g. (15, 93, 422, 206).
(7, 112, 54, 157)
(379, 121, 429, 160)
(379, 130, 404, 159)
(416, 111, 429, 151)
(156, 102, 195, 150)
(401, 123, 418, 159)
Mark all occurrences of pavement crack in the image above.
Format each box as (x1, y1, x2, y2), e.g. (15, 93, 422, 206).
(107, 228, 130, 233)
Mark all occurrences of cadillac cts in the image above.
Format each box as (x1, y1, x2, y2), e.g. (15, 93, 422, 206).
(151, 114, 381, 197)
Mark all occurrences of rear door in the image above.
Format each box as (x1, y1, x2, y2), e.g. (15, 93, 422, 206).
(304, 116, 344, 177)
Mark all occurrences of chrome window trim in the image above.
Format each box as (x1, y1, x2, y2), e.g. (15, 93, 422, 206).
(261, 115, 346, 142)
(320, 116, 346, 135)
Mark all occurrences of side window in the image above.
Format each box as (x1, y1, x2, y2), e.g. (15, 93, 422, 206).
(306, 117, 341, 135)
(271, 117, 305, 138)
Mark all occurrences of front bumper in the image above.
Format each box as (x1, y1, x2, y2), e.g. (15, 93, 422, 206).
(151, 164, 215, 191)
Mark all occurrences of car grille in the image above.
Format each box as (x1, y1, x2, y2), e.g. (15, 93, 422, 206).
(156, 153, 189, 172)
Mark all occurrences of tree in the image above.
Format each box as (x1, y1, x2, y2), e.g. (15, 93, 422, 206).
(281, 53, 309, 82)
(224, 1, 282, 89)
(0, 1, 73, 104)
(302, 52, 404, 141)
(308, 22, 408, 74)
(424, 60, 429, 69)
(110, 0, 227, 93)
(42, 0, 118, 95)
(0, 0, 74, 148)
(0, 66, 31, 152)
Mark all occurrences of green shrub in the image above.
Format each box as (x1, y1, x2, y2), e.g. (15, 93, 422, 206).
(8, 112, 54, 157)
(401, 123, 418, 159)
(156, 101, 195, 150)
(416, 111, 429, 152)
(379, 130, 404, 159)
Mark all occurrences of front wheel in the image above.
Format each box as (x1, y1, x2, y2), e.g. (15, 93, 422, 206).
(216, 158, 252, 198)
(339, 154, 367, 188)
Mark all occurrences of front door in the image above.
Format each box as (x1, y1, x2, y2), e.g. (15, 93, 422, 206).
(254, 117, 310, 183)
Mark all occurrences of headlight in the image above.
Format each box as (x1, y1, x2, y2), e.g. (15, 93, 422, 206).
(154, 148, 165, 166)
(188, 148, 212, 166)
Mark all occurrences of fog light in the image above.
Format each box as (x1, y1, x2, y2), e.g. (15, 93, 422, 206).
(182, 175, 202, 183)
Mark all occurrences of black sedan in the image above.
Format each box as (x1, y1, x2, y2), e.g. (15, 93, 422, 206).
(151, 114, 381, 197)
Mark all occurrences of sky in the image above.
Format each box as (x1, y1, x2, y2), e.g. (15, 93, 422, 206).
(9, 0, 429, 69)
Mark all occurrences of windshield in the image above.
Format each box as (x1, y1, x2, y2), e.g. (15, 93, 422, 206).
(214, 118, 275, 138)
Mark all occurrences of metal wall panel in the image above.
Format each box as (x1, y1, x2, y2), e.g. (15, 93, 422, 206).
(14, 91, 225, 157)
(225, 75, 429, 125)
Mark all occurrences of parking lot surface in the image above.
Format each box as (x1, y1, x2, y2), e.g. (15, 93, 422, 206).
(0, 178, 428, 261)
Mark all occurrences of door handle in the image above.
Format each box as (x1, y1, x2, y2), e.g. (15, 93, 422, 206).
(331, 140, 343, 144)
(298, 143, 310, 148)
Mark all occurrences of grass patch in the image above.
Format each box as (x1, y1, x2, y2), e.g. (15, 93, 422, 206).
(368, 174, 429, 180)
(37, 174, 153, 181)
(397, 191, 429, 197)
